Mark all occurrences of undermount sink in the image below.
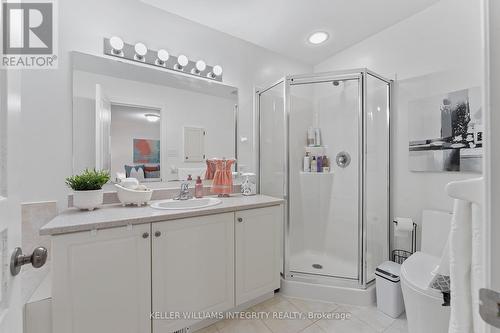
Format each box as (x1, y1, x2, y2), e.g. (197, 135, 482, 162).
(150, 197, 222, 210)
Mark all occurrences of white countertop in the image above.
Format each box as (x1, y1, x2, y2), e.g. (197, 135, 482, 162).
(40, 194, 284, 236)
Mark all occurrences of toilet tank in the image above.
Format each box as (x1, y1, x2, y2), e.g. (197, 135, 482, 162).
(421, 210, 453, 257)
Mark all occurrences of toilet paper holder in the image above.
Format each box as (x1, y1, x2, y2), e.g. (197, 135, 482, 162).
(391, 220, 417, 264)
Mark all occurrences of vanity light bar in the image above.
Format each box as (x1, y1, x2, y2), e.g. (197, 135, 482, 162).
(103, 37, 223, 82)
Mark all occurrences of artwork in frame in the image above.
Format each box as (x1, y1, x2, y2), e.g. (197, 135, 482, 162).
(133, 139, 160, 164)
(408, 87, 483, 173)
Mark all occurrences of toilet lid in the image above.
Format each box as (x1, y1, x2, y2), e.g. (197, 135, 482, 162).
(401, 252, 442, 299)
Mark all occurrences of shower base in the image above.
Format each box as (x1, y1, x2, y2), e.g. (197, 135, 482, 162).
(289, 250, 357, 279)
(280, 277, 375, 306)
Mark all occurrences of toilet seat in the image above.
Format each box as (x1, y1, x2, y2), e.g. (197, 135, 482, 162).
(401, 252, 442, 299)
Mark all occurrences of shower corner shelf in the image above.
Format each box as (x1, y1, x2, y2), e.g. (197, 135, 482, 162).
(305, 145, 328, 154)
(299, 171, 334, 175)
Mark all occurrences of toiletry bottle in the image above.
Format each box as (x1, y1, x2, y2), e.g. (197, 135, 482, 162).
(310, 156, 317, 173)
(314, 128, 322, 146)
(317, 156, 323, 172)
(195, 176, 203, 198)
(307, 127, 315, 146)
(187, 174, 193, 181)
(303, 152, 311, 172)
(323, 155, 330, 173)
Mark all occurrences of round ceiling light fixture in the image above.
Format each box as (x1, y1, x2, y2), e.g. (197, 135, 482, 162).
(308, 31, 329, 45)
(144, 113, 160, 122)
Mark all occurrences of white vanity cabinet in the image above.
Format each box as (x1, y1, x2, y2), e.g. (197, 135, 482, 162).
(51, 223, 152, 333)
(49, 202, 283, 333)
(235, 206, 282, 305)
(151, 212, 235, 333)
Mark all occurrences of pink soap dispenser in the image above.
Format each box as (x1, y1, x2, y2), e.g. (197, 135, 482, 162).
(195, 176, 204, 198)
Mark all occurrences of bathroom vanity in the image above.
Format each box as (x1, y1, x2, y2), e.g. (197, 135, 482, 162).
(40, 195, 283, 333)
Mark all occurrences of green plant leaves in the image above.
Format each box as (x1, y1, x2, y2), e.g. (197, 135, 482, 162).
(65, 169, 111, 191)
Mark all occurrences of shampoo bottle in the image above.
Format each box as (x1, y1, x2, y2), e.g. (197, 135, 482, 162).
(323, 155, 330, 173)
(195, 176, 203, 198)
(310, 156, 317, 173)
(317, 156, 323, 172)
(303, 152, 311, 172)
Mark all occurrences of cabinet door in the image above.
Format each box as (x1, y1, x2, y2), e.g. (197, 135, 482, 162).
(152, 213, 234, 333)
(235, 205, 282, 305)
(52, 224, 151, 333)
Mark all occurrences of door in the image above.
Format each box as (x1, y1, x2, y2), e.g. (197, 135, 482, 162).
(95, 84, 111, 171)
(287, 76, 361, 280)
(235, 206, 282, 305)
(152, 213, 234, 333)
(51, 224, 151, 333)
(0, 70, 23, 332)
(482, 1, 500, 331)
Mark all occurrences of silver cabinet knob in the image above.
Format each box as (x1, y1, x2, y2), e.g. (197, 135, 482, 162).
(10, 247, 48, 276)
(155, 231, 161, 237)
(142, 232, 149, 239)
(237, 217, 243, 223)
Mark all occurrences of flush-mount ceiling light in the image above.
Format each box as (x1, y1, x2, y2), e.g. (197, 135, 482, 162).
(308, 31, 329, 45)
(134, 42, 148, 61)
(156, 49, 169, 66)
(144, 113, 160, 122)
(109, 36, 124, 55)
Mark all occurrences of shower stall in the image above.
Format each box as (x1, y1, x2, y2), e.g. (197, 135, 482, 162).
(258, 69, 391, 300)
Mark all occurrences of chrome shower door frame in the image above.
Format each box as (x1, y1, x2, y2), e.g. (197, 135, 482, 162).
(257, 68, 391, 290)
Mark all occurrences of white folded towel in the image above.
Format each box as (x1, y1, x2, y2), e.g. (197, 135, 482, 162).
(446, 177, 484, 333)
(448, 198, 472, 333)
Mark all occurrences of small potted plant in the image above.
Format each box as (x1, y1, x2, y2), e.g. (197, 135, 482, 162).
(65, 169, 110, 210)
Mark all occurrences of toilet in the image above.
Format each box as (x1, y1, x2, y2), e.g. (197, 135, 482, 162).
(401, 210, 452, 333)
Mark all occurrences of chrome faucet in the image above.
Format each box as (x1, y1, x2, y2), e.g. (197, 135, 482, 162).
(174, 181, 192, 200)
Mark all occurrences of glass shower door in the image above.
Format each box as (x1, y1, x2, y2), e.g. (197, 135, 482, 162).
(259, 81, 286, 199)
(288, 77, 361, 280)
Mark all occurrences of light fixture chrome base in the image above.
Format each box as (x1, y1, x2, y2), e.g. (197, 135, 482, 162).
(103, 38, 223, 82)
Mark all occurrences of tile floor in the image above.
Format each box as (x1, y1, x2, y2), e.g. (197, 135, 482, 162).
(196, 293, 408, 333)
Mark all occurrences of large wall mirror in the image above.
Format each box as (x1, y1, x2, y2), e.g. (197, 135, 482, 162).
(72, 52, 238, 189)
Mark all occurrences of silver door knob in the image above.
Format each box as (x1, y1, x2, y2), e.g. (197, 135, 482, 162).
(10, 247, 48, 276)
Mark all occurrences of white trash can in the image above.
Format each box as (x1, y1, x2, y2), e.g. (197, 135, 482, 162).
(375, 261, 405, 318)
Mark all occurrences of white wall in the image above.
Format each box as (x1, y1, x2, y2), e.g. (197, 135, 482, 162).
(110, 105, 161, 178)
(314, 0, 483, 247)
(20, 0, 310, 207)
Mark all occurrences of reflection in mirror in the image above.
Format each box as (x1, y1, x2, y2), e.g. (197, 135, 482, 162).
(72, 52, 238, 189)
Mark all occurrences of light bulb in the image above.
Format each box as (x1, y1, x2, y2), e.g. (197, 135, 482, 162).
(174, 54, 189, 70)
(195, 60, 206, 72)
(213, 65, 223, 76)
(191, 60, 206, 74)
(177, 55, 189, 67)
(208, 65, 223, 78)
(156, 49, 169, 65)
(109, 36, 124, 55)
(134, 42, 147, 60)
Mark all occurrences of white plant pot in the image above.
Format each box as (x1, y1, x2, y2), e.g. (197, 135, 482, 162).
(73, 190, 104, 211)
